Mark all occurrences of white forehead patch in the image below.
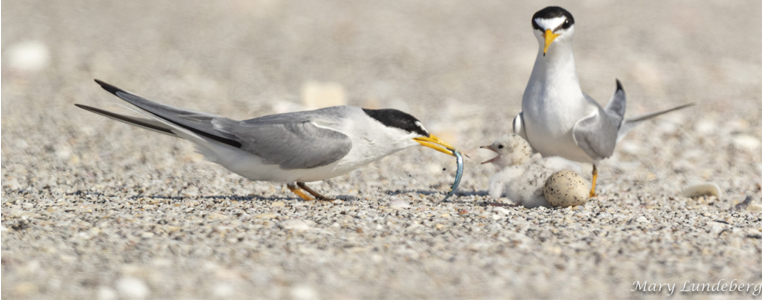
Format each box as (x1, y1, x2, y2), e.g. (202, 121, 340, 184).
(414, 121, 429, 134)
(534, 17, 566, 31)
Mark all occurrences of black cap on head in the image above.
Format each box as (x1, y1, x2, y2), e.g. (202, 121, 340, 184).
(362, 108, 430, 137)
(532, 6, 575, 31)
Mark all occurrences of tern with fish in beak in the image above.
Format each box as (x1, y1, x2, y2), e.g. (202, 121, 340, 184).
(77, 80, 461, 200)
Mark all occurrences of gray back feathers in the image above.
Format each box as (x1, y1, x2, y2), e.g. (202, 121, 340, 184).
(85, 80, 353, 170)
(213, 107, 355, 169)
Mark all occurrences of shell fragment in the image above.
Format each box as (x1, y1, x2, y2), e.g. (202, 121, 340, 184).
(681, 182, 722, 199)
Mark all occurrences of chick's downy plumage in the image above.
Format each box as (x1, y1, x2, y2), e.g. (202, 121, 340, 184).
(481, 134, 582, 208)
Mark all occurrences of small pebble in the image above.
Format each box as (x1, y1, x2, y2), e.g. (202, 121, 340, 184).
(115, 277, 149, 300)
(389, 198, 410, 209)
(747, 204, 762, 212)
(732, 134, 761, 151)
(97, 286, 117, 300)
(255, 213, 278, 219)
(290, 285, 319, 300)
(278, 219, 311, 231)
(6, 40, 50, 73)
(212, 282, 235, 298)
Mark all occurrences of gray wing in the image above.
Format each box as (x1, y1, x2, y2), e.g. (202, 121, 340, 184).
(603, 78, 694, 142)
(212, 107, 353, 170)
(572, 108, 622, 161)
(604, 79, 626, 118)
(572, 80, 626, 160)
(574, 79, 694, 159)
(89, 80, 352, 170)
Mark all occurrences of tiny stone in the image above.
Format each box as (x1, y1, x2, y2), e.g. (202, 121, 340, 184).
(115, 277, 149, 300)
(290, 285, 319, 300)
(389, 199, 410, 210)
(278, 219, 311, 231)
(255, 213, 278, 219)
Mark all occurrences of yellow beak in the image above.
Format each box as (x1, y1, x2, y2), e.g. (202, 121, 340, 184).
(543, 29, 560, 55)
(414, 135, 457, 156)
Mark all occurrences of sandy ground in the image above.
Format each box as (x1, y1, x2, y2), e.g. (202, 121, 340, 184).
(2, 1, 762, 299)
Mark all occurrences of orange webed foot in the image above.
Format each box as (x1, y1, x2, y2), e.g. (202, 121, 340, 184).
(297, 182, 333, 201)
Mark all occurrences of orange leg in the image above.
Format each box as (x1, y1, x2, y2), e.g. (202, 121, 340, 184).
(589, 164, 598, 198)
(287, 183, 313, 201)
(297, 182, 333, 201)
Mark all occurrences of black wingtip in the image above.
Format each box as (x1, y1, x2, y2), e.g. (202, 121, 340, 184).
(615, 79, 624, 92)
(94, 79, 124, 95)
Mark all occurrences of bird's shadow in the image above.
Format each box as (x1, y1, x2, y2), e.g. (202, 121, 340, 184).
(383, 189, 495, 205)
(67, 190, 297, 203)
(67, 189, 497, 205)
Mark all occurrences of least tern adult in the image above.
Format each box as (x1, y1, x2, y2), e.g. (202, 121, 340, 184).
(77, 80, 458, 200)
(513, 6, 694, 197)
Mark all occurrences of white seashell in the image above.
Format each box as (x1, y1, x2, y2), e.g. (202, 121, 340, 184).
(681, 182, 722, 199)
(278, 219, 311, 231)
(732, 134, 761, 151)
(543, 170, 590, 208)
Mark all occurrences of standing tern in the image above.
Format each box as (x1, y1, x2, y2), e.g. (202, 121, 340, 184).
(77, 80, 459, 200)
(513, 6, 694, 197)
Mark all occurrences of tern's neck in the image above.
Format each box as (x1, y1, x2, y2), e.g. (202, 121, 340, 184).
(525, 42, 583, 98)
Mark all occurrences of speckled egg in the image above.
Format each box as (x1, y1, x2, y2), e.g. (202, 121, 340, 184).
(543, 170, 590, 208)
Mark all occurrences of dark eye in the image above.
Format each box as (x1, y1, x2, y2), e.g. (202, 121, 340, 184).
(498, 145, 504, 149)
(562, 19, 571, 29)
(532, 20, 541, 31)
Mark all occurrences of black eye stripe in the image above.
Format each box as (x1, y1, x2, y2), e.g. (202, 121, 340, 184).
(362, 108, 429, 137)
(538, 18, 572, 33)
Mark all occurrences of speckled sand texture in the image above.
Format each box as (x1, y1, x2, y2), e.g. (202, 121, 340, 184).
(2, 1, 762, 299)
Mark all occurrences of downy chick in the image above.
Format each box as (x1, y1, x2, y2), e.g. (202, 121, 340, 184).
(481, 134, 582, 208)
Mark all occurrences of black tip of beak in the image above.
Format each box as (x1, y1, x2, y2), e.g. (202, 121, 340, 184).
(543, 53, 546, 57)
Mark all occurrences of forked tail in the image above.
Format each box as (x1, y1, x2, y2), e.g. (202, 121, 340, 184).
(617, 103, 695, 142)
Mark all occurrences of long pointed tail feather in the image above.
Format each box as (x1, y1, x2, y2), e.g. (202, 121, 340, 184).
(617, 102, 695, 142)
(75, 104, 177, 137)
(626, 103, 695, 123)
(90, 79, 242, 148)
